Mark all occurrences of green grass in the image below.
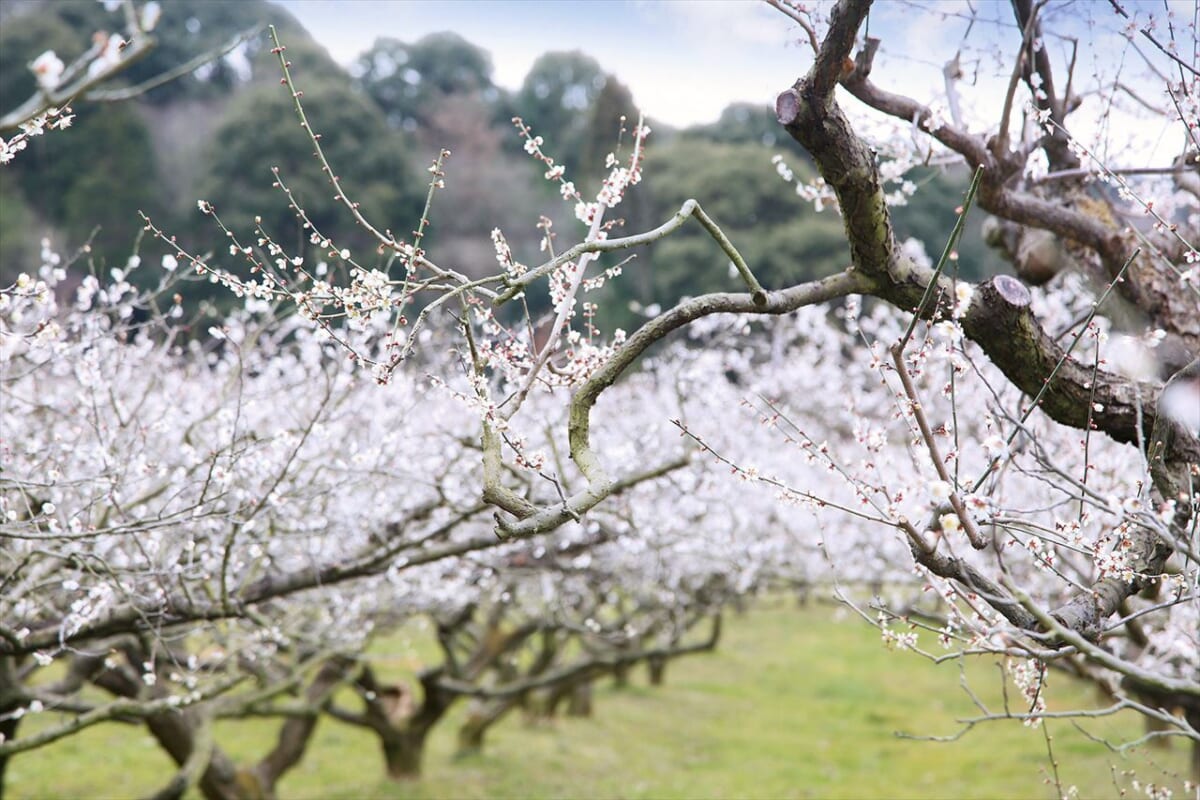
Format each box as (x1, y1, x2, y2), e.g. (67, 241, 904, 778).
(7, 600, 1192, 799)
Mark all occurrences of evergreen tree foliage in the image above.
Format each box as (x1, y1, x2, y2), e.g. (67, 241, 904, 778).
(197, 75, 422, 263)
(643, 138, 848, 292)
(888, 167, 1004, 281)
(0, 6, 80, 112)
(5, 101, 161, 270)
(0, 173, 38, 283)
(353, 33, 496, 131)
(682, 102, 809, 158)
(580, 138, 848, 333)
(514, 51, 608, 174)
(118, 0, 285, 104)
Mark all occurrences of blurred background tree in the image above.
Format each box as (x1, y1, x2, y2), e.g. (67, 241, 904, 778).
(117, 1, 273, 105)
(582, 138, 851, 333)
(352, 32, 497, 132)
(514, 51, 607, 175)
(197, 72, 420, 260)
(681, 101, 810, 158)
(888, 166, 1000, 281)
(0, 0, 1000, 311)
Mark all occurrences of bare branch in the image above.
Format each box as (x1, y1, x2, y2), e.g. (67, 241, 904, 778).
(1108, 0, 1200, 79)
(763, 0, 821, 55)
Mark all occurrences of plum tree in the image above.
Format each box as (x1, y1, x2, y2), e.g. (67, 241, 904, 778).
(2, 0, 1197, 796)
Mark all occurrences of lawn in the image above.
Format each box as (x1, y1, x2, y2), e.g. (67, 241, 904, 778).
(7, 599, 1192, 799)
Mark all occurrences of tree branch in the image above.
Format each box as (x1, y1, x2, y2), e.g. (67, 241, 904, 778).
(773, 0, 1199, 645)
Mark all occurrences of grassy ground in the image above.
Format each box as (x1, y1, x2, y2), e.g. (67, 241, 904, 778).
(7, 600, 1192, 799)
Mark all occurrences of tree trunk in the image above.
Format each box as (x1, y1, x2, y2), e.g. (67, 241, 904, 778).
(0, 713, 19, 799)
(456, 715, 487, 757)
(1188, 708, 1200, 787)
(341, 665, 456, 781)
(455, 697, 517, 757)
(1193, 738, 1199, 788)
(646, 656, 667, 687)
(92, 665, 242, 800)
(1143, 711, 1172, 748)
(565, 681, 592, 717)
(523, 688, 558, 723)
(142, 711, 243, 800)
(611, 662, 630, 688)
(246, 657, 352, 798)
(0, 655, 31, 800)
(381, 728, 429, 780)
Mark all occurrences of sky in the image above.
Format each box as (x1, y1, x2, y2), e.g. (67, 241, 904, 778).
(276, 0, 1193, 165)
(277, 0, 802, 128)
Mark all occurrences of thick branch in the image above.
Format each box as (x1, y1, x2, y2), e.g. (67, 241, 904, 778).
(250, 657, 355, 790)
(492, 269, 870, 540)
(437, 614, 722, 699)
(1, 508, 493, 656)
(1011, 0, 1078, 170)
(837, 20, 1188, 339)
(775, 0, 1199, 645)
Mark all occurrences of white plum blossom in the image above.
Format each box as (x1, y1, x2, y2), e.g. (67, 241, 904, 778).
(30, 51, 64, 90)
(140, 1, 162, 30)
(86, 34, 126, 79)
(1023, 147, 1049, 181)
(952, 282, 973, 318)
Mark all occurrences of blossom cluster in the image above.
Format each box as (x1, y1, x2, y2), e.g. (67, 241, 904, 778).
(668, 284, 1196, 705)
(0, 106, 74, 166)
